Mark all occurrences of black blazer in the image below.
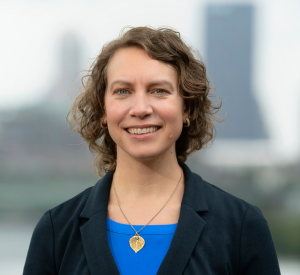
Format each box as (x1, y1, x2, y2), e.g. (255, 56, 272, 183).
(23, 162, 281, 275)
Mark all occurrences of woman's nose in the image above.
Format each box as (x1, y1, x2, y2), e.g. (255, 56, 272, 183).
(128, 92, 153, 118)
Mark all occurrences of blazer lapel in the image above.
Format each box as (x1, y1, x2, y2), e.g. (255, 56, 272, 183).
(157, 162, 209, 275)
(79, 162, 209, 275)
(79, 171, 120, 275)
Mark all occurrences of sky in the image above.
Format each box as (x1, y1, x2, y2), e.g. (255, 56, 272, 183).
(0, 0, 300, 162)
(0, 0, 200, 109)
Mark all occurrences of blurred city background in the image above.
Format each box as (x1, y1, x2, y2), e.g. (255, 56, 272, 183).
(0, 0, 300, 274)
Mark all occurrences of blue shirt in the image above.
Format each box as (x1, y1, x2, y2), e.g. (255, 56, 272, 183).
(106, 217, 177, 275)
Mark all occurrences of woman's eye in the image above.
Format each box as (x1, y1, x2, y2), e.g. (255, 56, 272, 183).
(154, 89, 167, 94)
(116, 89, 129, 95)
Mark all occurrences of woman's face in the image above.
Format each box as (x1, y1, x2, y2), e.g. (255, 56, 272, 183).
(103, 47, 188, 162)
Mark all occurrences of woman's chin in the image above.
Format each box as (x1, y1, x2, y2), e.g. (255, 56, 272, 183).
(129, 152, 161, 162)
(125, 150, 168, 163)
(116, 143, 176, 164)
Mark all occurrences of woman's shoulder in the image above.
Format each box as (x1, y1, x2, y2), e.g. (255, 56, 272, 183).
(49, 185, 94, 218)
(45, 172, 111, 224)
(191, 170, 265, 223)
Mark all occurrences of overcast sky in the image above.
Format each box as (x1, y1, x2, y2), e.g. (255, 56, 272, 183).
(0, 0, 300, 161)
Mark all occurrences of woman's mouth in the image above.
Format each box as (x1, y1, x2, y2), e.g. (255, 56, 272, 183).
(126, 126, 161, 135)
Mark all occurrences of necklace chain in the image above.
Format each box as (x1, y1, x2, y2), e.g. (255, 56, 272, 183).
(112, 168, 183, 234)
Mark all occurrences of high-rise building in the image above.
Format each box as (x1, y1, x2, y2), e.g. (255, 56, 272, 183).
(205, 4, 267, 139)
(49, 32, 84, 101)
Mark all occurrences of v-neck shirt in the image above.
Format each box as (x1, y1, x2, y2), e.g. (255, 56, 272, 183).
(106, 217, 177, 275)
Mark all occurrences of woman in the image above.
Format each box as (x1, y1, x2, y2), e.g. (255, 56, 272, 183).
(23, 27, 280, 274)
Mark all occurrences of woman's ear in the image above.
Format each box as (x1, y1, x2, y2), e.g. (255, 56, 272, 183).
(183, 102, 189, 121)
(101, 108, 107, 124)
(101, 97, 107, 123)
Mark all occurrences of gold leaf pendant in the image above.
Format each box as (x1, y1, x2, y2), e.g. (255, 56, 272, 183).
(129, 233, 145, 253)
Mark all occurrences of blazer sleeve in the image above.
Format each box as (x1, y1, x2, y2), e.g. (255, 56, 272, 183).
(239, 205, 281, 275)
(23, 210, 57, 275)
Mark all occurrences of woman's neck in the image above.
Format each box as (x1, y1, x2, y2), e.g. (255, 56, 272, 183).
(111, 152, 183, 203)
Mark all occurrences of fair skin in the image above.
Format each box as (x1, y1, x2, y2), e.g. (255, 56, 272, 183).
(103, 47, 189, 225)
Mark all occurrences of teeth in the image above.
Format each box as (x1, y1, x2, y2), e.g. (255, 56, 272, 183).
(127, 127, 159, 135)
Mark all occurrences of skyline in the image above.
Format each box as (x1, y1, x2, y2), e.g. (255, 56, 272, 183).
(206, 4, 267, 140)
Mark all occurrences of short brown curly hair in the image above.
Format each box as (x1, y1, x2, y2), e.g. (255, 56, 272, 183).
(67, 26, 221, 177)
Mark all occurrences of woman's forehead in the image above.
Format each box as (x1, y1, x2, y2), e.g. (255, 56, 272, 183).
(106, 47, 177, 87)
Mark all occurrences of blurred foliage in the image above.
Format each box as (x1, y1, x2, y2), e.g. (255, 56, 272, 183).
(264, 211, 300, 257)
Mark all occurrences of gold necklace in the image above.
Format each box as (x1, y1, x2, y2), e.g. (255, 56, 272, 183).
(112, 169, 183, 253)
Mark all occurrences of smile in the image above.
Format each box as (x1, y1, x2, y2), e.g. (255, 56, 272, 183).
(126, 127, 160, 135)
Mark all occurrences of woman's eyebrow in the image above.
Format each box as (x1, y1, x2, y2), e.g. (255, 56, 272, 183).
(147, 80, 175, 91)
(110, 80, 132, 90)
(110, 80, 175, 91)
